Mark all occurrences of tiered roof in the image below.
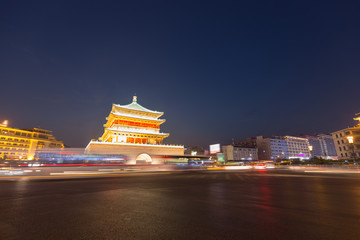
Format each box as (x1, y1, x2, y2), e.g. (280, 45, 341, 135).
(112, 96, 164, 119)
(101, 96, 169, 141)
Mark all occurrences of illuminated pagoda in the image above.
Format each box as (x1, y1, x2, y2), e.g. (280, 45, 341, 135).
(86, 96, 184, 163)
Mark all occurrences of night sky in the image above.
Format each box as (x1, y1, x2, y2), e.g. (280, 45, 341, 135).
(1, 0, 360, 148)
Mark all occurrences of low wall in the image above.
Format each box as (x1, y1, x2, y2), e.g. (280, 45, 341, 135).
(85, 141, 184, 164)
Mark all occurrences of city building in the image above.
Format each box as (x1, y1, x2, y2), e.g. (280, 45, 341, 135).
(318, 134, 338, 157)
(222, 145, 258, 162)
(331, 113, 360, 160)
(0, 120, 64, 160)
(233, 138, 257, 148)
(184, 146, 207, 156)
(85, 96, 184, 163)
(256, 136, 311, 160)
(301, 134, 337, 159)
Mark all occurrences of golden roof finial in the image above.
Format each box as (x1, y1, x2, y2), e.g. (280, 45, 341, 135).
(133, 95, 137, 103)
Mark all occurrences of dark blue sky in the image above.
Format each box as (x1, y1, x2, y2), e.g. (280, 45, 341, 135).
(1, 0, 360, 147)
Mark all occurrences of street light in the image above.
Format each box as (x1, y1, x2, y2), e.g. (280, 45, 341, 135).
(346, 136, 356, 165)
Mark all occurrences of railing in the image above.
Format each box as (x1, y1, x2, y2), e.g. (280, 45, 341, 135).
(111, 127, 161, 134)
(89, 140, 183, 147)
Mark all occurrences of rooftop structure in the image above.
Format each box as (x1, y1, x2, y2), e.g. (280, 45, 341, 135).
(233, 138, 257, 148)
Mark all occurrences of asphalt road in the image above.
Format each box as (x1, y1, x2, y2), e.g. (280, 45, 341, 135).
(1, 170, 360, 240)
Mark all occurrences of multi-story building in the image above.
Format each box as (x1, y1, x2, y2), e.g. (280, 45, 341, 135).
(318, 134, 338, 157)
(222, 145, 258, 162)
(301, 134, 337, 159)
(185, 146, 206, 156)
(331, 113, 360, 160)
(0, 120, 64, 160)
(256, 136, 311, 160)
(86, 96, 184, 163)
(303, 135, 322, 157)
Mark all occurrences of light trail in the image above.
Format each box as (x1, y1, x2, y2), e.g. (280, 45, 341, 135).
(0, 171, 172, 180)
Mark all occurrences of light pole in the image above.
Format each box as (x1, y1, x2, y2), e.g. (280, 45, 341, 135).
(346, 136, 356, 165)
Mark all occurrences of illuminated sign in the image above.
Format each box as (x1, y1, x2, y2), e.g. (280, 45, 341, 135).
(210, 144, 221, 154)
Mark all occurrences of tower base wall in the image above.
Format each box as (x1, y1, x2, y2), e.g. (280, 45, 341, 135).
(85, 141, 184, 164)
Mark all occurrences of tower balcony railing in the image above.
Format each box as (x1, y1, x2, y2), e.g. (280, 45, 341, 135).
(108, 126, 163, 134)
(89, 139, 183, 147)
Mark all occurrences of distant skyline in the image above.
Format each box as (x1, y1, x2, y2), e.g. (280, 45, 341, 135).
(1, 0, 360, 148)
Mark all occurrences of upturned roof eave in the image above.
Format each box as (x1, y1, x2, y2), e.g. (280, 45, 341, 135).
(105, 127, 169, 136)
(113, 103, 164, 116)
(109, 111, 166, 122)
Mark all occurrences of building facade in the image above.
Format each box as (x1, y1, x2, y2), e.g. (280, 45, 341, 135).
(318, 134, 338, 157)
(331, 113, 360, 160)
(301, 134, 337, 159)
(85, 96, 184, 163)
(222, 145, 258, 162)
(0, 120, 64, 160)
(184, 146, 206, 156)
(256, 136, 311, 160)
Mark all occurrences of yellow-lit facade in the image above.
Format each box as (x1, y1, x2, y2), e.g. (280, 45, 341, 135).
(0, 121, 64, 160)
(331, 113, 360, 159)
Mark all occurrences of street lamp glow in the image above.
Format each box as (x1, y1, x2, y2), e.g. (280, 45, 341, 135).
(347, 136, 354, 144)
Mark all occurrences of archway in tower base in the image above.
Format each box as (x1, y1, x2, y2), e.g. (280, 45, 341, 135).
(136, 153, 152, 164)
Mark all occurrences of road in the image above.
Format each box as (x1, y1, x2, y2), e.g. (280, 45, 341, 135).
(1, 169, 360, 240)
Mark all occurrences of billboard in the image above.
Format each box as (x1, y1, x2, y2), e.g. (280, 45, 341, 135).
(210, 144, 221, 154)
